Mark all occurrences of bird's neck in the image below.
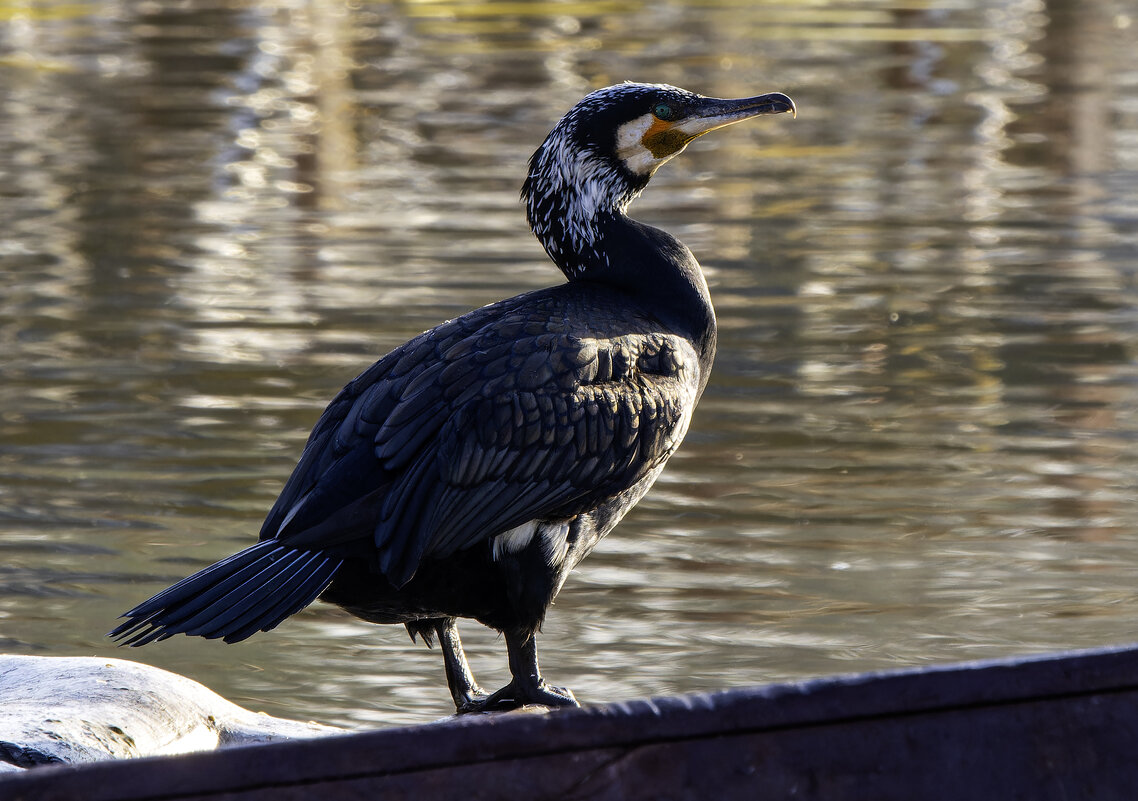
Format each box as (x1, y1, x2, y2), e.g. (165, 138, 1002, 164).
(525, 152, 641, 281)
(526, 184, 717, 376)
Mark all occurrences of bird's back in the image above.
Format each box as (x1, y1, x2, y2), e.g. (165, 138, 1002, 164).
(261, 280, 704, 589)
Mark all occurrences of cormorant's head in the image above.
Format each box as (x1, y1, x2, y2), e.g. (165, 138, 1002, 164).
(582, 83, 795, 180)
(524, 82, 795, 277)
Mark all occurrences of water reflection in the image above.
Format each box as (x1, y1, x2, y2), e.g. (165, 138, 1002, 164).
(1, 0, 1137, 728)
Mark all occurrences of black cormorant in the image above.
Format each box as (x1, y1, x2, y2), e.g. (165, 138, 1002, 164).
(111, 83, 796, 713)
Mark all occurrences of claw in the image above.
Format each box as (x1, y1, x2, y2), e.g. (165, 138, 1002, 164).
(436, 622, 580, 715)
(456, 679, 578, 714)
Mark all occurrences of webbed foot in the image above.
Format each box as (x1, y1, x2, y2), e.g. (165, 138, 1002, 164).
(434, 621, 580, 715)
(455, 628, 580, 713)
(458, 678, 578, 714)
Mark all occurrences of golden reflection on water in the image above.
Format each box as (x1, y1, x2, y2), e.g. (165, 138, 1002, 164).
(1, 0, 1137, 727)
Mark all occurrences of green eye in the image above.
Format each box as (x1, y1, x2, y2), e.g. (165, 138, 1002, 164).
(653, 102, 675, 120)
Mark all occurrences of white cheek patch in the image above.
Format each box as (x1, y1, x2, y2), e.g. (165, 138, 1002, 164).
(615, 113, 668, 177)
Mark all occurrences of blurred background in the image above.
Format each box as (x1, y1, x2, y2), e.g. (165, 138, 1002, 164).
(1, 0, 1136, 729)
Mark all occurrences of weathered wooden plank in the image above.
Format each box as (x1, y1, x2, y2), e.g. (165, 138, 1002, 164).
(4, 643, 1138, 800)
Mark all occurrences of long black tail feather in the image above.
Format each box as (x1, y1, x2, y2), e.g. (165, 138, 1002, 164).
(109, 540, 342, 646)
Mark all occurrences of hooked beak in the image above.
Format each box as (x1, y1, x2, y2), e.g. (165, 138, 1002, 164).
(675, 92, 797, 140)
(630, 89, 796, 172)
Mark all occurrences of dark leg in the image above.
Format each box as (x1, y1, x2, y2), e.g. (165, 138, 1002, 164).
(503, 629, 578, 707)
(460, 630, 578, 713)
(435, 618, 491, 713)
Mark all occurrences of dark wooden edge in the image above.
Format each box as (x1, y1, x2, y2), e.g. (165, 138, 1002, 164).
(5, 642, 1138, 800)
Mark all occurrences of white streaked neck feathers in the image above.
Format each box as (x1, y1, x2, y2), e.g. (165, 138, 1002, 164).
(525, 138, 641, 279)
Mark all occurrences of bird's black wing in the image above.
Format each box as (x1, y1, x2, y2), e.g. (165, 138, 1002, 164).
(256, 315, 478, 550)
(267, 290, 700, 587)
(111, 291, 699, 645)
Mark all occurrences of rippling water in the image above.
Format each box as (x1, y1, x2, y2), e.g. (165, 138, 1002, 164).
(2, 0, 1137, 728)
